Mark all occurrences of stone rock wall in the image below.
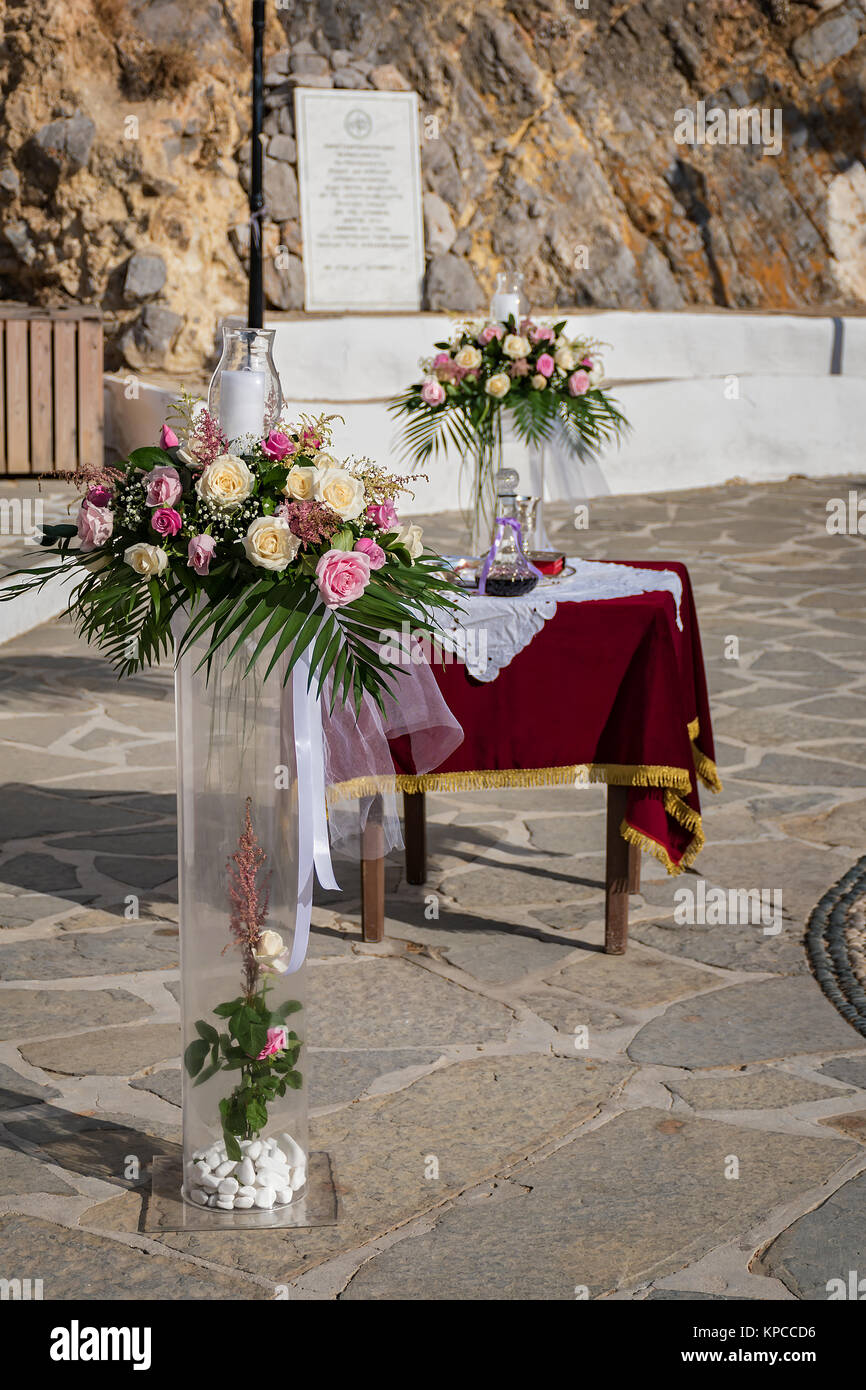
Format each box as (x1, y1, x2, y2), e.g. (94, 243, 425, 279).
(2, 0, 866, 375)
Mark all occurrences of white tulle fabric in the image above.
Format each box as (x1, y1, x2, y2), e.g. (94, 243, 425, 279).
(321, 642, 463, 857)
(435, 556, 684, 682)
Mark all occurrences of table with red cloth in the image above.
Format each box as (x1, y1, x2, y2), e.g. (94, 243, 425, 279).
(361, 559, 721, 952)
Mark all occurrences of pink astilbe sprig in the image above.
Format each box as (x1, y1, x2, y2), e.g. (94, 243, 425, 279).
(183, 407, 228, 470)
(277, 499, 341, 549)
(226, 797, 271, 997)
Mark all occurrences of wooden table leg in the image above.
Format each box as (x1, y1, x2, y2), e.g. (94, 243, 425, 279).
(403, 789, 427, 885)
(605, 784, 632, 955)
(360, 795, 385, 943)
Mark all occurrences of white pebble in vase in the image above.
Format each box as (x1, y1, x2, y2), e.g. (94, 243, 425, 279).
(254, 1187, 276, 1210)
(279, 1134, 304, 1168)
(236, 1157, 256, 1186)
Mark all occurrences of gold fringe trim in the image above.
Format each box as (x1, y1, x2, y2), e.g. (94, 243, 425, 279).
(620, 788, 707, 878)
(688, 717, 723, 793)
(330, 762, 695, 799)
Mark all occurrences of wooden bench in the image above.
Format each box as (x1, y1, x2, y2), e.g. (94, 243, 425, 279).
(360, 785, 641, 955)
(0, 305, 103, 474)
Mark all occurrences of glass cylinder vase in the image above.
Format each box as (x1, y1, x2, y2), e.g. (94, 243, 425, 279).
(174, 625, 308, 1216)
(208, 326, 282, 448)
(467, 417, 549, 555)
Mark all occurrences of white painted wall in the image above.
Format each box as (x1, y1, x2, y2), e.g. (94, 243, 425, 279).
(104, 310, 866, 516)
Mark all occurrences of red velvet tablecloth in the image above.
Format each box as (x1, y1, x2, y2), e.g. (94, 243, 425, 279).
(388, 560, 721, 875)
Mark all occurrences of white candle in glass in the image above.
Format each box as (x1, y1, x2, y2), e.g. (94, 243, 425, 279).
(490, 291, 521, 324)
(218, 369, 266, 443)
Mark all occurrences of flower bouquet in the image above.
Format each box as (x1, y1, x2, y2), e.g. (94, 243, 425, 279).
(389, 316, 628, 551)
(3, 397, 458, 715)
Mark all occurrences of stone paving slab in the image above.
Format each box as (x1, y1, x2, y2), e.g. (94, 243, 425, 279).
(629, 977, 866, 1068)
(340, 1109, 858, 1301)
(0, 987, 150, 1040)
(665, 1068, 852, 1112)
(20, 1022, 180, 1076)
(0, 1214, 265, 1300)
(756, 1173, 866, 1300)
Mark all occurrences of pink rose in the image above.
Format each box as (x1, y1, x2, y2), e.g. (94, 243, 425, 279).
(531, 325, 555, 344)
(580, 357, 593, 368)
(145, 465, 182, 508)
(536, 353, 555, 378)
(151, 507, 183, 538)
(86, 484, 113, 508)
(160, 424, 179, 449)
(367, 500, 398, 530)
(76, 499, 113, 551)
(354, 536, 386, 570)
(316, 548, 371, 607)
(187, 533, 217, 576)
(256, 1025, 288, 1060)
(568, 370, 591, 396)
(420, 377, 446, 406)
(262, 429, 295, 460)
(432, 351, 452, 369)
(478, 324, 504, 344)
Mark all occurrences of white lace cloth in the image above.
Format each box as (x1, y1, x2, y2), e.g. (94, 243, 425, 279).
(437, 558, 684, 682)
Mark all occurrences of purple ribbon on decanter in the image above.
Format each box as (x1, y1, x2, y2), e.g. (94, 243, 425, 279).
(477, 516, 544, 596)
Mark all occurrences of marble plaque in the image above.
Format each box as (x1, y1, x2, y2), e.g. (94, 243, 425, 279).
(295, 88, 425, 312)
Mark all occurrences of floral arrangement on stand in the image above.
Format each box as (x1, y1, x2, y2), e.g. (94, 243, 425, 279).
(2, 394, 461, 1217)
(389, 315, 628, 550)
(184, 798, 305, 1210)
(2, 397, 459, 714)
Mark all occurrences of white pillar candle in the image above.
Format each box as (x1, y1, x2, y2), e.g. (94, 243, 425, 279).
(490, 291, 521, 325)
(218, 369, 266, 443)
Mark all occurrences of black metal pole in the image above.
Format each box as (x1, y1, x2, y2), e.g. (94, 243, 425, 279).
(248, 0, 265, 329)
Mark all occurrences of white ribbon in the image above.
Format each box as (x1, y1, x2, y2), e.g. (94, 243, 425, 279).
(285, 649, 340, 974)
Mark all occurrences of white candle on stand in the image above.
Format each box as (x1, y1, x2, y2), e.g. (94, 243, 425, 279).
(490, 291, 521, 325)
(218, 369, 266, 443)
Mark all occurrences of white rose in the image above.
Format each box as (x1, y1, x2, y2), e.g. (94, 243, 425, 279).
(124, 542, 168, 578)
(485, 372, 511, 399)
(394, 521, 424, 559)
(313, 466, 366, 521)
(455, 345, 482, 369)
(243, 516, 300, 571)
(530, 374, 547, 390)
(503, 334, 530, 359)
(588, 363, 604, 387)
(195, 453, 254, 509)
(283, 465, 318, 501)
(254, 929, 289, 974)
(554, 346, 575, 372)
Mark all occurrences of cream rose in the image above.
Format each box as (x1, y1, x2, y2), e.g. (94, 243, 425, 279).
(554, 346, 575, 372)
(124, 542, 168, 578)
(313, 466, 366, 521)
(394, 521, 424, 559)
(530, 374, 548, 390)
(588, 362, 604, 387)
(195, 453, 254, 510)
(485, 372, 511, 399)
(243, 516, 300, 571)
(282, 465, 318, 501)
(253, 929, 289, 974)
(455, 345, 482, 370)
(503, 334, 530, 359)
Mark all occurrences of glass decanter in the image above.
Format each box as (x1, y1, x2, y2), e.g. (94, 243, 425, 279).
(478, 516, 543, 597)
